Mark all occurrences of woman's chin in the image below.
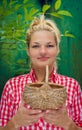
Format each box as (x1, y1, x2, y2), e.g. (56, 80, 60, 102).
(33, 65, 46, 69)
(33, 62, 54, 69)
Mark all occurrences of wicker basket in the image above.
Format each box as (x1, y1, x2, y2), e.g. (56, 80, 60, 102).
(23, 82, 67, 110)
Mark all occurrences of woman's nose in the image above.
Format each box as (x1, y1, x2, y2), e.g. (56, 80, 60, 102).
(40, 46, 47, 54)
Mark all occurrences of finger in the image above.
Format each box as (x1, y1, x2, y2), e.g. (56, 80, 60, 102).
(28, 109, 42, 115)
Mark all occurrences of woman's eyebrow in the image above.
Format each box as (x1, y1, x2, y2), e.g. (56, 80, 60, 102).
(47, 42, 52, 44)
(33, 42, 39, 44)
(33, 41, 54, 45)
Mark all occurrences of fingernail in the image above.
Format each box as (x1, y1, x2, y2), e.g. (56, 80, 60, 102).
(46, 110, 50, 113)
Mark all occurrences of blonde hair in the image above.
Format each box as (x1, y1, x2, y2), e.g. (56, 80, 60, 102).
(26, 15, 60, 48)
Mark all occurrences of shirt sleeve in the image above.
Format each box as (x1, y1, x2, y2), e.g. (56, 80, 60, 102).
(69, 81, 82, 127)
(75, 84, 82, 127)
(0, 79, 19, 127)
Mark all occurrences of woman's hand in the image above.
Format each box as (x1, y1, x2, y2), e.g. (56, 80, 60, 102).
(43, 104, 72, 129)
(12, 99, 43, 128)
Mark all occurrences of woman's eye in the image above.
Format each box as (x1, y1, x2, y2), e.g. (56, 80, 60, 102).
(47, 44, 54, 47)
(32, 45, 39, 48)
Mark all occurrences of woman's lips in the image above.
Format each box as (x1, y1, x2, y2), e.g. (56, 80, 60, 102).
(38, 57, 49, 61)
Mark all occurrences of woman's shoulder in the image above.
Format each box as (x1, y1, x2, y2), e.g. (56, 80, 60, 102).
(1, 73, 32, 97)
(7, 73, 29, 83)
(56, 72, 80, 89)
(3, 72, 32, 90)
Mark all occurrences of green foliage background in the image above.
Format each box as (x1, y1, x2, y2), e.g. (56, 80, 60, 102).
(0, 0, 82, 96)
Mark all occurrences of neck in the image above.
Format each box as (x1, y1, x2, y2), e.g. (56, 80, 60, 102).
(33, 66, 54, 82)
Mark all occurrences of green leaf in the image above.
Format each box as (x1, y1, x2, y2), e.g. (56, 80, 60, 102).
(42, 4, 51, 14)
(57, 10, 72, 17)
(30, 8, 39, 16)
(17, 14, 22, 24)
(24, 7, 39, 21)
(65, 30, 69, 34)
(14, 4, 21, 11)
(50, 12, 64, 19)
(64, 33, 75, 38)
(9, 1, 17, 7)
(54, 0, 61, 10)
(17, 39, 26, 43)
(24, 7, 28, 20)
(23, 3, 34, 8)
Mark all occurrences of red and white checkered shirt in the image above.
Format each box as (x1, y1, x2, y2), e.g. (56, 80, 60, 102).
(0, 68, 82, 130)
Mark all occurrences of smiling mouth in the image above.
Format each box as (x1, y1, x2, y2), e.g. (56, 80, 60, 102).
(38, 57, 49, 61)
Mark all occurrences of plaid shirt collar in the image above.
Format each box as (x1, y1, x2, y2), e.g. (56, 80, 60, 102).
(29, 68, 58, 83)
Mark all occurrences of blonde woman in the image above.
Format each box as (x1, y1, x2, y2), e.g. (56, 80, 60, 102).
(0, 15, 82, 130)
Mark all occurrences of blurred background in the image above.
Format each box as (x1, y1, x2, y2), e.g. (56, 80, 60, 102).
(0, 0, 82, 97)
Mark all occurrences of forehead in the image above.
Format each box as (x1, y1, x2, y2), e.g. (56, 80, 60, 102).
(31, 30, 55, 41)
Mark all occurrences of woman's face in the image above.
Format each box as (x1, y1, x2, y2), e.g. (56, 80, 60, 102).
(28, 30, 59, 69)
